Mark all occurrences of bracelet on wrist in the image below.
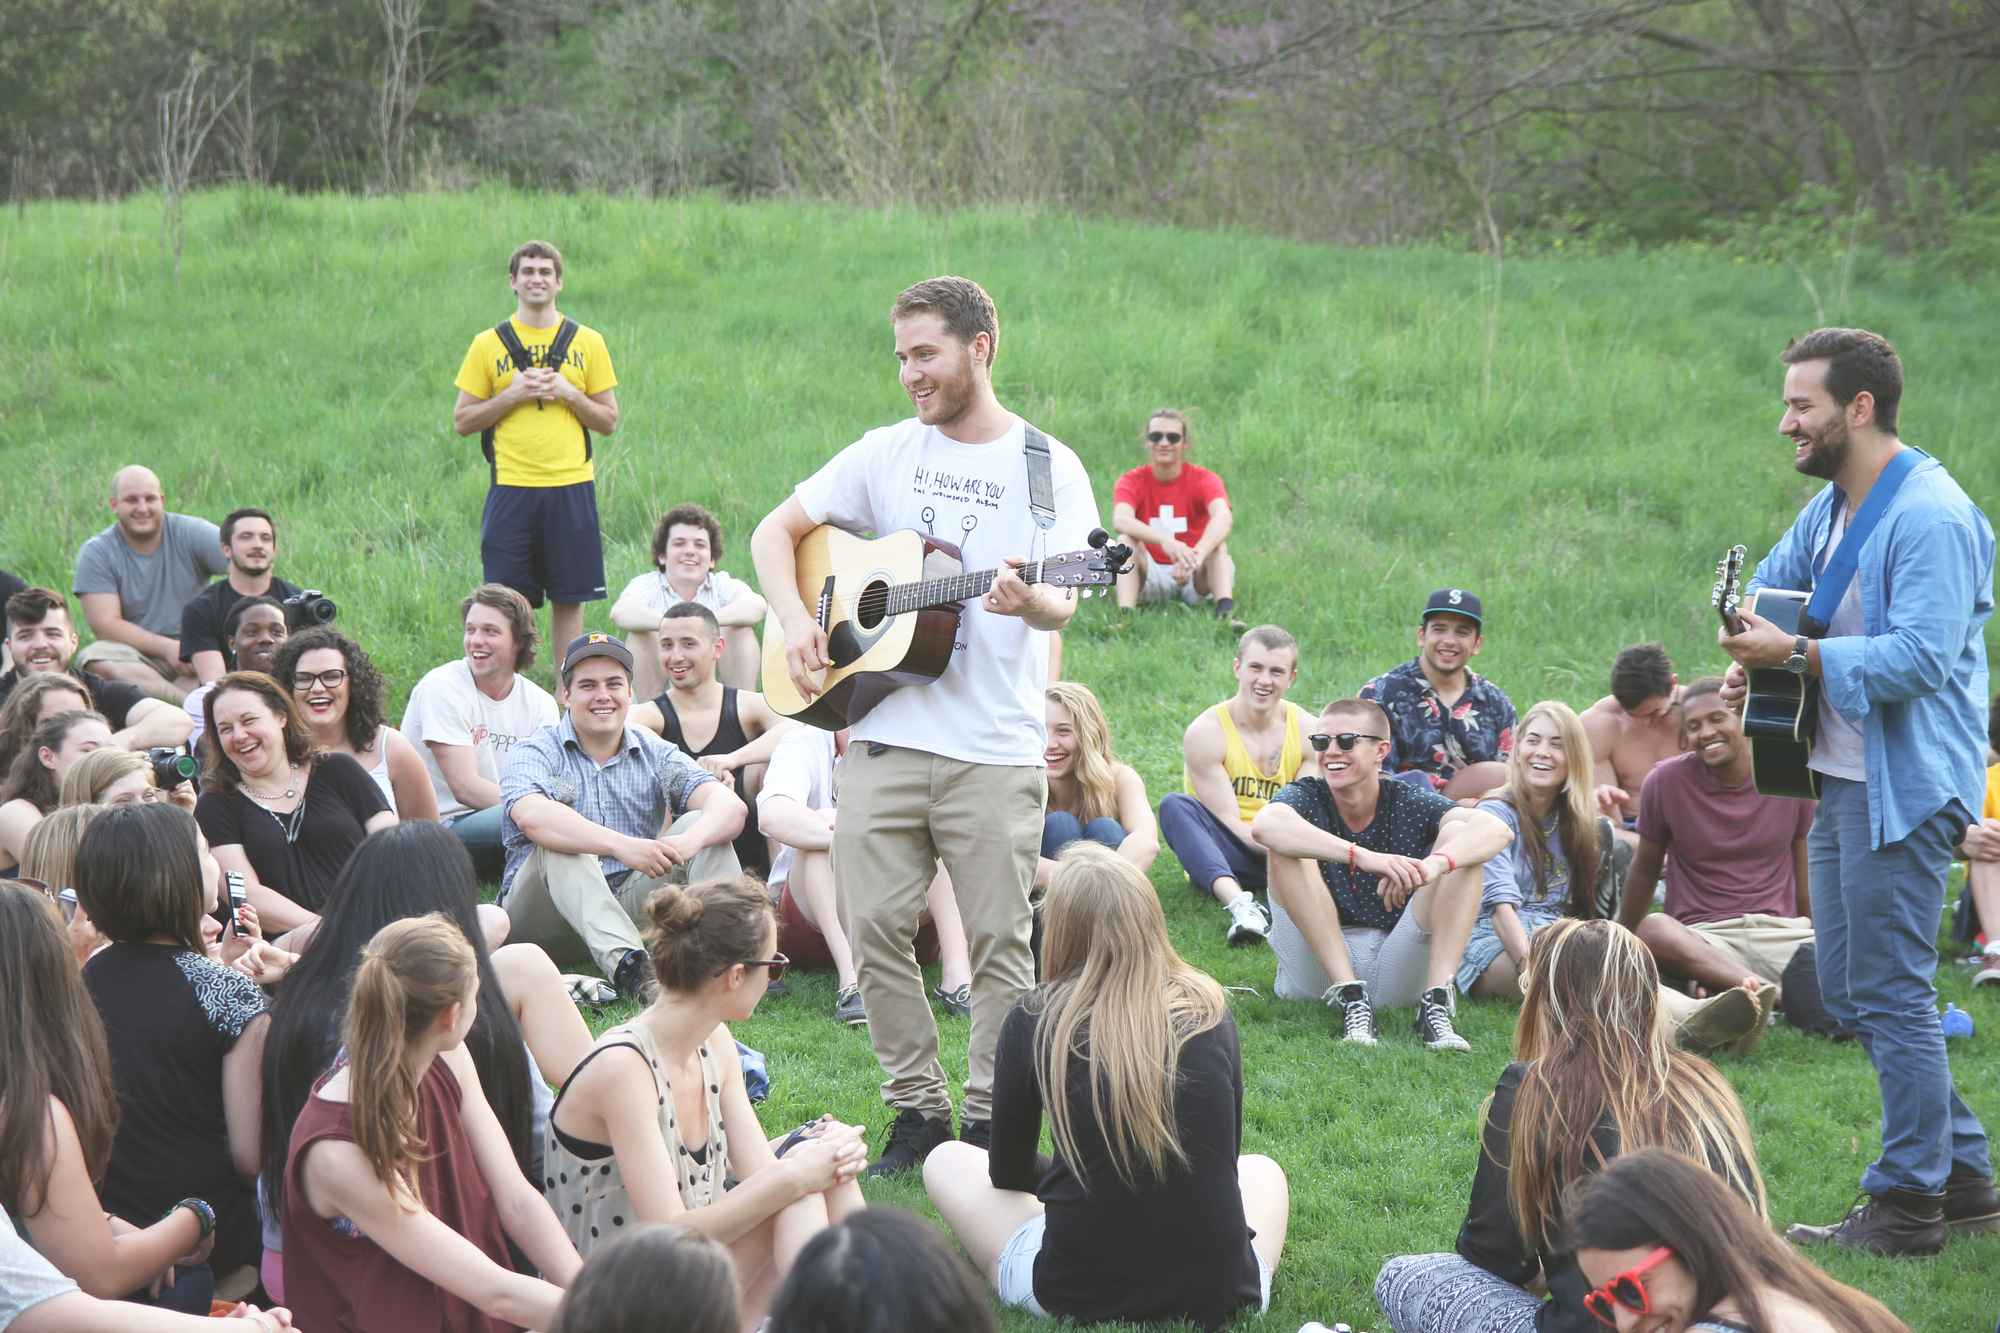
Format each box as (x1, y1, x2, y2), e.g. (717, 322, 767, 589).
(1347, 841, 1358, 867)
(166, 1197, 215, 1242)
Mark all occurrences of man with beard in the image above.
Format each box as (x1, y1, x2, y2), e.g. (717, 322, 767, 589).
(751, 276, 1098, 1177)
(1618, 677, 1814, 999)
(1722, 327, 1998, 1254)
(1360, 589, 1517, 802)
(178, 508, 305, 683)
(0, 587, 192, 750)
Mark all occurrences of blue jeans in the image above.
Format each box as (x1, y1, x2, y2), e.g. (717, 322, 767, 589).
(450, 804, 506, 885)
(1042, 811, 1127, 860)
(1158, 793, 1264, 894)
(1811, 777, 1990, 1194)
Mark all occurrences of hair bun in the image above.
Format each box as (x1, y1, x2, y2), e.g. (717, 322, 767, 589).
(648, 884, 704, 934)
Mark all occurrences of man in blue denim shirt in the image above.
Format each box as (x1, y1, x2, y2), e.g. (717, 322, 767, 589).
(1722, 328, 1997, 1255)
(499, 632, 747, 1001)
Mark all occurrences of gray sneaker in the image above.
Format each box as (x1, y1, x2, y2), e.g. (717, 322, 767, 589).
(932, 983, 972, 1018)
(833, 984, 867, 1027)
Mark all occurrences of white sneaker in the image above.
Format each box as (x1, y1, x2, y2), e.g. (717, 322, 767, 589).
(1975, 953, 2000, 988)
(1225, 895, 1271, 945)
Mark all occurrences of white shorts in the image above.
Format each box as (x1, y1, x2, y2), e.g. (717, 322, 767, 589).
(1138, 556, 1207, 605)
(994, 1212, 1273, 1317)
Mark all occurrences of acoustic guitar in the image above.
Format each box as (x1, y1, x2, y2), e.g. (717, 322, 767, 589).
(762, 525, 1130, 728)
(1712, 545, 1819, 799)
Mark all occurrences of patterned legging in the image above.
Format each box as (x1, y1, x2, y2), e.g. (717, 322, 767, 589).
(1375, 1254, 1542, 1333)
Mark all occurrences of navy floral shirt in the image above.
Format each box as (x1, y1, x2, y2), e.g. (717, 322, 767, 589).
(1358, 658, 1517, 787)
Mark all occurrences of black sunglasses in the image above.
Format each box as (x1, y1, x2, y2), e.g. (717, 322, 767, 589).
(731, 953, 789, 982)
(1146, 430, 1183, 444)
(1310, 732, 1385, 753)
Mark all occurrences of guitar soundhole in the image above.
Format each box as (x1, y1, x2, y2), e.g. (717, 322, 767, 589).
(856, 581, 891, 630)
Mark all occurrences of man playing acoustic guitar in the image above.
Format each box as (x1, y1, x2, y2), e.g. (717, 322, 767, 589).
(750, 276, 1099, 1178)
(1721, 327, 1998, 1255)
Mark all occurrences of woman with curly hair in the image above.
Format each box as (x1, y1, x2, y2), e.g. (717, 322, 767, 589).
(272, 626, 438, 821)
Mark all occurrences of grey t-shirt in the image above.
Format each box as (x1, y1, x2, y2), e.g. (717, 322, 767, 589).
(1810, 500, 1867, 783)
(73, 513, 227, 639)
(0, 1207, 79, 1326)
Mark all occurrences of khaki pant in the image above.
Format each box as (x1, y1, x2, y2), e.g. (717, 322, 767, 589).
(75, 638, 178, 681)
(834, 744, 1043, 1123)
(500, 811, 741, 978)
(1689, 913, 1815, 985)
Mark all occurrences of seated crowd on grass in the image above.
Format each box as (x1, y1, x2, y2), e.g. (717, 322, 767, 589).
(3, 306, 1994, 1333)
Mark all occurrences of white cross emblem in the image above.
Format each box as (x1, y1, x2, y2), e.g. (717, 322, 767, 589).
(1154, 505, 1188, 537)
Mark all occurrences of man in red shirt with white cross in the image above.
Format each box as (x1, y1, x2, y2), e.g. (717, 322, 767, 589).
(1111, 409, 1242, 628)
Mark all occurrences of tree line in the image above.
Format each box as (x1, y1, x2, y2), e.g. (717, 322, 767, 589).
(8, 0, 2000, 257)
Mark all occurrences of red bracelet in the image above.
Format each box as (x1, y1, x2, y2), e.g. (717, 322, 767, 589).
(1435, 851, 1457, 873)
(1347, 841, 1358, 867)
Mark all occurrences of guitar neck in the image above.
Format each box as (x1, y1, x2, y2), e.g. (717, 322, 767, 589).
(888, 562, 1052, 615)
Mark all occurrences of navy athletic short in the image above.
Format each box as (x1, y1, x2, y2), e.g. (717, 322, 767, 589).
(480, 481, 607, 607)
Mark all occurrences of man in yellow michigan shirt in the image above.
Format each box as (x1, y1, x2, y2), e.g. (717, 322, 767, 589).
(453, 240, 620, 651)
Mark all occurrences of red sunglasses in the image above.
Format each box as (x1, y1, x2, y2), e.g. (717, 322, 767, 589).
(1582, 1246, 1672, 1326)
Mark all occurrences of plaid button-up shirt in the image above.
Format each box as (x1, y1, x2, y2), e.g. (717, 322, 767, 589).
(497, 713, 716, 900)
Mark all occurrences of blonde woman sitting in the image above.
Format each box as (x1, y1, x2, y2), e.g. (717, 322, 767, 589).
(1039, 683, 1159, 885)
(927, 844, 1289, 1328)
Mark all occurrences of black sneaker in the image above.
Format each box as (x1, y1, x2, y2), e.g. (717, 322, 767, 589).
(1414, 986, 1470, 1052)
(865, 1108, 955, 1179)
(932, 983, 972, 1018)
(1323, 981, 1377, 1046)
(833, 983, 867, 1027)
(960, 1118, 991, 1151)
(763, 977, 791, 1000)
(612, 949, 656, 1005)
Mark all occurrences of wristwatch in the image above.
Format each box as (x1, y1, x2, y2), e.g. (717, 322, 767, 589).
(1784, 634, 1810, 675)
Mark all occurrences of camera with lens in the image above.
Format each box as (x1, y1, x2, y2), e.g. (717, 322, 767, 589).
(282, 588, 338, 628)
(149, 746, 198, 790)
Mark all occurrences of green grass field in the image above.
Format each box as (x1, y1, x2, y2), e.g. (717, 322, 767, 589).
(4, 189, 1998, 1330)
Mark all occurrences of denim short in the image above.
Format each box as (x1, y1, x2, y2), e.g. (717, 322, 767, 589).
(1455, 905, 1565, 995)
(994, 1212, 1273, 1317)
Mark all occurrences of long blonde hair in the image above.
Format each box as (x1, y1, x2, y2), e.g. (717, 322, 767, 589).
(19, 803, 107, 891)
(342, 913, 478, 1211)
(1499, 700, 1601, 917)
(1046, 682, 1119, 824)
(1036, 843, 1228, 1189)
(1505, 919, 1765, 1251)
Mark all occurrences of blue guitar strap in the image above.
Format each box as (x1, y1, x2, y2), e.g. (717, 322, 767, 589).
(1801, 447, 1923, 638)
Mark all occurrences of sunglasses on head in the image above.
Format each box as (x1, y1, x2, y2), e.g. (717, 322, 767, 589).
(1310, 732, 1385, 753)
(1582, 1246, 1673, 1326)
(1146, 430, 1183, 444)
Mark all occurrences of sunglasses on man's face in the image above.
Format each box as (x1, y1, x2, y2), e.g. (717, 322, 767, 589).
(1310, 732, 1385, 753)
(1146, 431, 1183, 445)
(1582, 1246, 1673, 1326)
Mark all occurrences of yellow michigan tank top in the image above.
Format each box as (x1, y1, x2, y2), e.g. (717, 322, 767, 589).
(1184, 701, 1307, 822)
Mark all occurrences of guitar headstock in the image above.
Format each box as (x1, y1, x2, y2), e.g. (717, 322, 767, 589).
(1712, 544, 1747, 634)
(1038, 542, 1133, 592)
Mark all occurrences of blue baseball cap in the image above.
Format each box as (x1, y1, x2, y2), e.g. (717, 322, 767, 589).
(561, 632, 635, 683)
(1422, 588, 1483, 627)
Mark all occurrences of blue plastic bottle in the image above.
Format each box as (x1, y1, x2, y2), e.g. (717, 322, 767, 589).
(1942, 1003, 1974, 1039)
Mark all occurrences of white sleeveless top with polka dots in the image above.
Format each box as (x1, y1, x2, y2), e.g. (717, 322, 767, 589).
(542, 1022, 727, 1257)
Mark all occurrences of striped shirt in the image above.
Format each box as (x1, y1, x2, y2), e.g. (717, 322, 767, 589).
(498, 714, 716, 899)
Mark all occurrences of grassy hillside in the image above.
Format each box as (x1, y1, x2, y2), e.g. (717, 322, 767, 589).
(3, 190, 1996, 1330)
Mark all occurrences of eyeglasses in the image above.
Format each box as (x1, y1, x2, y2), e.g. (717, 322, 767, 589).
(1146, 431, 1183, 444)
(291, 669, 347, 690)
(1582, 1246, 1673, 1326)
(733, 953, 789, 982)
(1310, 732, 1385, 753)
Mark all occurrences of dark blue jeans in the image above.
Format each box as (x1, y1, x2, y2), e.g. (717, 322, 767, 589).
(1811, 777, 1991, 1194)
(450, 804, 506, 885)
(1158, 792, 1264, 894)
(1042, 811, 1128, 860)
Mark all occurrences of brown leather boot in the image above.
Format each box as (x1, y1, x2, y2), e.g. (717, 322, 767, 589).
(1785, 1187, 1947, 1256)
(1943, 1170, 2000, 1235)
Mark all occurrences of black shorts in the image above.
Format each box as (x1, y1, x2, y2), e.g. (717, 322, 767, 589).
(480, 481, 607, 607)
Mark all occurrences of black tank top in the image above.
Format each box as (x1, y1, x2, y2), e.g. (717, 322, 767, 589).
(651, 686, 752, 759)
(651, 687, 768, 874)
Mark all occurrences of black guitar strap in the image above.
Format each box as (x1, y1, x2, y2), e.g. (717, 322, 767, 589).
(1022, 423, 1057, 562)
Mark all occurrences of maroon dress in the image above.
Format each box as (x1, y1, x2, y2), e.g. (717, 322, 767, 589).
(282, 1058, 519, 1333)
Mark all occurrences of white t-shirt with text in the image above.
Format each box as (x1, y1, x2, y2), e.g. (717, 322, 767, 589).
(400, 659, 558, 821)
(758, 726, 838, 889)
(793, 415, 1098, 766)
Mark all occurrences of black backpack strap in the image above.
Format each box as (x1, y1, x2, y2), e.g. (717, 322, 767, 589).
(545, 319, 590, 462)
(480, 322, 536, 485)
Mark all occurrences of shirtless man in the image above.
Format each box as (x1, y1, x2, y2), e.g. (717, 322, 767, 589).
(630, 600, 796, 875)
(1581, 642, 1685, 846)
(1158, 625, 1317, 946)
